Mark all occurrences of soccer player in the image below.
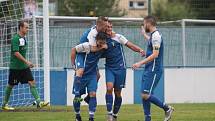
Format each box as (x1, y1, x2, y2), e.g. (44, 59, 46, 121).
(72, 16, 108, 100)
(132, 16, 174, 121)
(102, 21, 145, 121)
(1, 21, 49, 110)
(72, 32, 108, 121)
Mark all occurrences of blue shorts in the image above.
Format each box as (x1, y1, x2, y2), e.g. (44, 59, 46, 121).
(75, 53, 87, 69)
(141, 70, 163, 94)
(72, 74, 98, 95)
(105, 68, 126, 89)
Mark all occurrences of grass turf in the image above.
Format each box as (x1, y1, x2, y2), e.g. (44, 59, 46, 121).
(0, 103, 215, 121)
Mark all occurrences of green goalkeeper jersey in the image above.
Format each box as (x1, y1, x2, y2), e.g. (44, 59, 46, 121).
(9, 34, 28, 69)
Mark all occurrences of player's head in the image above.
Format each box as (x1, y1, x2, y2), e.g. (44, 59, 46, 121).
(96, 16, 109, 32)
(143, 16, 157, 32)
(96, 32, 108, 47)
(105, 20, 113, 36)
(18, 20, 29, 35)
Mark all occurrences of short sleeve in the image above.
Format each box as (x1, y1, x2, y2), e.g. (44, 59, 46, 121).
(11, 36, 19, 52)
(87, 28, 98, 46)
(75, 42, 91, 53)
(114, 34, 128, 45)
(152, 31, 162, 49)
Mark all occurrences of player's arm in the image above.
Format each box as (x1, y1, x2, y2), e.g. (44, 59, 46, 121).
(71, 47, 76, 66)
(125, 41, 145, 56)
(12, 37, 34, 68)
(141, 26, 150, 40)
(132, 33, 161, 69)
(75, 42, 107, 53)
(13, 52, 33, 68)
(117, 34, 145, 56)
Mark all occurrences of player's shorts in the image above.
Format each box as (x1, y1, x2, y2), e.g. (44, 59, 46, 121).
(8, 68, 34, 85)
(75, 53, 87, 69)
(105, 68, 126, 89)
(72, 74, 98, 95)
(141, 70, 163, 94)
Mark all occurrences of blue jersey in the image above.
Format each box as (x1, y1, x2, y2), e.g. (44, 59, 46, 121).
(76, 26, 100, 75)
(101, 34, 128, 70)
(83, 52, 102, 75)
(145, 30, 164, 72)
(80, 26, 97, 43)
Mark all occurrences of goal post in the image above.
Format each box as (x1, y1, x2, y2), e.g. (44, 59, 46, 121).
(0, 0, 50, 107)
(181, 19, 215, 67)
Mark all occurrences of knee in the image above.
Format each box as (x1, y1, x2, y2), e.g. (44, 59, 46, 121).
(142, 93, 149, 100)
(28, 80, 36, 87)
(89, 92, 96, 97)
(114, 89, 121, 97)
(106, 86, 113, 94)
(8, 84, 14, 88)
(76, 69, 84, 77)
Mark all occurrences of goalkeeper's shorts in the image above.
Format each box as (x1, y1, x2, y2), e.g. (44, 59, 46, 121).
(8, 68, 34, 85)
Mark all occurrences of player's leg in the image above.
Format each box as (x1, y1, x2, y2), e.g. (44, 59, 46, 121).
(112, 69, 126, 121)
(105, 68, 114, 120)
(74, 53, 86, 100)
(87, 75, 98, 121)
(142, 71, 173, 121)
(2, 84, 14, 110)
(112, 88, 122, 121)
(2, 69, 19, 110)
(24, 68, 49, 108)
(73, 77, 87, 121)
(84, 69, 100, 104)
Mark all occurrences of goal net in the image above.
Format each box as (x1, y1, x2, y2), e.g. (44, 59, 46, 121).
(0, 0, 45, 107)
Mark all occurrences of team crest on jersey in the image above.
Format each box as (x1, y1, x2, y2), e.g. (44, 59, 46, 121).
(111, 42, 115, 47)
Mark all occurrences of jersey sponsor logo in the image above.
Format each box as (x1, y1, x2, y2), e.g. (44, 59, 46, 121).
(19, 38, 25, 46)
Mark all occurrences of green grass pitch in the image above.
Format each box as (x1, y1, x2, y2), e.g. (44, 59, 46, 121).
(0, 103, 215, 121)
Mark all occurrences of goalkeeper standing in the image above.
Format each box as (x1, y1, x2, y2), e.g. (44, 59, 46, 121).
(2, 21, 49, 110)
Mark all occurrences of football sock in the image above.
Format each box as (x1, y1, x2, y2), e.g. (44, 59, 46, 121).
(142, 99, 151, 121)
(148, 95, 169, 111)
(113, 96, 122, 115)
(73, 95, 81, 114)
(105, 93, 113, 113)
(3, 86, 12, 105)
(30, 85, 40, 103)
(89, 97, 97, 118)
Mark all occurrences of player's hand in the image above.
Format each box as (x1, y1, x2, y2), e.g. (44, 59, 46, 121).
(132, 62, 142, 70)
(71, 64, 76, 71)
(139, 50, 145, 57)
(141, 26, 145, 35)
(27, 61, 34, 68)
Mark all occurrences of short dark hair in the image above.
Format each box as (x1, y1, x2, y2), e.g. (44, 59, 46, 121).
(144, 16, 157, 26)
(96, 16, 108, 25)
(18, 20, 27, 30)
(96, 32, 108, 41)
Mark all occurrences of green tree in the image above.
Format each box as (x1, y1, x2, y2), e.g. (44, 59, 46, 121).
(57, 0, 126, 17)
(152, 0, 196, 21)
(187, 0, 215, 20)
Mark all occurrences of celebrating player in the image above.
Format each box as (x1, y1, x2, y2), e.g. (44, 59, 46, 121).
(102, 21, 145, 121)
(1, 21, 49, 110)
(132, 16, 174, 121)
(72, 32, 108, 121)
